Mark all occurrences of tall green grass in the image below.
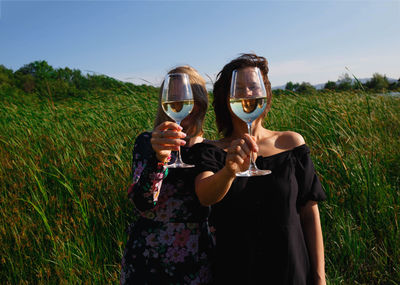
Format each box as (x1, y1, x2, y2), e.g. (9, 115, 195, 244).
(0, 87, 399, 284)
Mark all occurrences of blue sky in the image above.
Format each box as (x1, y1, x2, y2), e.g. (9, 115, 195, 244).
(1, 0, 399, 87)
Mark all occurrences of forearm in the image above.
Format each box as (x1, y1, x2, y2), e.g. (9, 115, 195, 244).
(300, 202, 326, 285)
(129, 154, 166, 210)
(195, 166, 236, 206)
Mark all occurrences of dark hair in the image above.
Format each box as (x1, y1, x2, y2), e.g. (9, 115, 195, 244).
(154, 65, 208, 137)
(213, 53, 272, 137)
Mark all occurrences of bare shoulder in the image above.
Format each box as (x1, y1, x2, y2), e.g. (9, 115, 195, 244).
(275, 131, 305, 149)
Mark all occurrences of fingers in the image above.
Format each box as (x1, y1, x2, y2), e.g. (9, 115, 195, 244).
(152, 143, 182, 152)
(226, 140, 247, 170)
(155, 129, 186, 140)
(153, 121, 186, 141)
(227, 151, 246, 165)
(229, 135, 258, 156)
(230, 139, 249, 158)
(151, 134, 186, 150)
(154, 121, 182, 132)
(242, 134, 258, 153)
(152, 130, 186, 144)
(151, 121, 187, 153)
(224, 134, 259, 174)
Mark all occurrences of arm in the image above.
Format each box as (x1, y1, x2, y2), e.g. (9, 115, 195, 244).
(128, 133, 167, 211)
(129, 123, 186, 210)
(300, 201, 326, 285)
(195, 134, 258, 206)
(195, 168, 235, 206)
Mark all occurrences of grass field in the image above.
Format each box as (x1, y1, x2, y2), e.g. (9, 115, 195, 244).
(0, 86, 399, 284)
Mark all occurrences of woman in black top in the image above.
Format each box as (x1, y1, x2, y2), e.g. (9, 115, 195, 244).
(120, 66, 214, 284)
(193, 54, 327, 284)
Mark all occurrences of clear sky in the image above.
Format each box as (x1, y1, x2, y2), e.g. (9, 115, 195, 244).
(1, 0, 399, 88)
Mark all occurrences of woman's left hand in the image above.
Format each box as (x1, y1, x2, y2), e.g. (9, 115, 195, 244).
(224, 134, 258, 176)
(151, 121, 187, 163)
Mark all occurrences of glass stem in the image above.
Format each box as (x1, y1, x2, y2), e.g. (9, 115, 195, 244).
(176, 146, 183, 164)
(247, 122, 256, 169)
(175, 121, 183, 164)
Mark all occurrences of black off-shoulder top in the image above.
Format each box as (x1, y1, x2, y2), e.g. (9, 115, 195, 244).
(191, 142, 327, 284)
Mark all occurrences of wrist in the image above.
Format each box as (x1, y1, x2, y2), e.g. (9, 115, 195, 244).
(221, 166, 236, 180)
(156, 153, 171, 164)
(313, 273, 326, 285)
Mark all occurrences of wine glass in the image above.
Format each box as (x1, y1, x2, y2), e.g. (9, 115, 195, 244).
(161, 73, 195, 168)
(230, 67, 272, 177)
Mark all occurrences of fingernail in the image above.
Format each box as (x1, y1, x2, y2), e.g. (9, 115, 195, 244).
(178, 126, 183, 130)
(181, 132, 187, 137)
(180, 140, 186, 145)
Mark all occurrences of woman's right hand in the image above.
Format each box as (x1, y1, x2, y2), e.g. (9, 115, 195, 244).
(223, 134, 258, 176)
(151, 121, 187, 163)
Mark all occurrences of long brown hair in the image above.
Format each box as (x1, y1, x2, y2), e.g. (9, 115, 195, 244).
(154, 66, 208, 137)
(213, 53, 272, 137)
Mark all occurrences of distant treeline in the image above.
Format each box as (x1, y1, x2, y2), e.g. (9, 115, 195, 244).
(0, 60, 158, 100)
(1, 61, 399, 100)
(280, 73, 400, 95)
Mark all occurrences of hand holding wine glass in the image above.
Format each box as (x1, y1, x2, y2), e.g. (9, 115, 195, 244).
(151, 121, 187, 164)
(229, 67, 272, 177)
(223, 134, 259, 177)
(161, 73, 195, 168)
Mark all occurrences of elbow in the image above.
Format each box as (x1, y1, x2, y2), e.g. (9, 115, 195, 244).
(195, 183, 227, 207)
(199, 200, 210, 207)
(129, 193, 155, 212)
(196, 190, 213, 207)
(199, 199, 213, 207)
(194, 172, 221, 207)
(195, 187, 216, 207)
(195, 174, 211, 207)
(196, 191, 224, 207)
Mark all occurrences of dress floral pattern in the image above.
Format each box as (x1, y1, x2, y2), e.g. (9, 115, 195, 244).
(120, 132, 214, 285)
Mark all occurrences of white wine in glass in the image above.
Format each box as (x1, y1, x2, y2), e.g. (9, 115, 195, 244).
(161, 73, 195, 168)
(162, 100, 194, 123)
(230, 67, 272, 177)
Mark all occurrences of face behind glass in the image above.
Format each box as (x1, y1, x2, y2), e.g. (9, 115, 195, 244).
(228, 66, 264, 119)
(168, 76, 187, 102)
(235, 67, 263, 98)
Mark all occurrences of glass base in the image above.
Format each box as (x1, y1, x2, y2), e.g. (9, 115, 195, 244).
(166, 162, 195, 169)
(236, 169, 271, 177)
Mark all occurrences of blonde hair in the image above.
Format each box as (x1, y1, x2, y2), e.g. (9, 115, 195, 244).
(154, 66, 208, 137)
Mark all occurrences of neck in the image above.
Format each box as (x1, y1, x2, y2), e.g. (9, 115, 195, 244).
(185, 135, 203, 147)
(228, 117, 266, 142)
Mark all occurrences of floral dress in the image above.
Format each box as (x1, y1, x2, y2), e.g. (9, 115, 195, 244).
(120, 132, 214, 285)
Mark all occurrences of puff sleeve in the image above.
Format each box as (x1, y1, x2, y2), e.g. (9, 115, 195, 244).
(294, 145, 327, 207)
(189, 142, 226, 176)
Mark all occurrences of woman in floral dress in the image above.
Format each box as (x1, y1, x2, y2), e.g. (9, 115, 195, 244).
(120, 66, 214, 285)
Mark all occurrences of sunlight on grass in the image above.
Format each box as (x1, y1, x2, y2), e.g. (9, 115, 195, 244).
(0, 87, 399, 283)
